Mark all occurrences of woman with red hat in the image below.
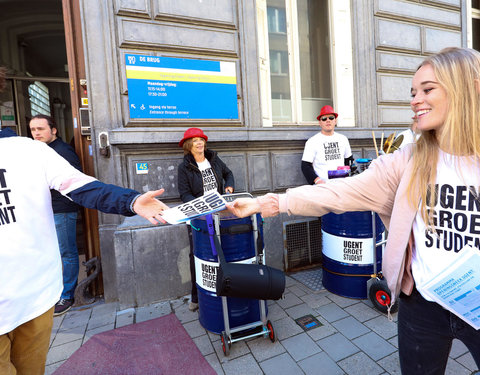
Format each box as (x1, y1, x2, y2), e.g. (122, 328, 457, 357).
(177, 127, 234, 311)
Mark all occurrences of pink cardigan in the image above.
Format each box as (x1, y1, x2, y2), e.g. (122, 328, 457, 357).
(277, 145, 418, 303)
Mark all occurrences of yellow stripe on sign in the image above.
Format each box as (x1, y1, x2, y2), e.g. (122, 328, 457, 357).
(126, 69, 236, 84)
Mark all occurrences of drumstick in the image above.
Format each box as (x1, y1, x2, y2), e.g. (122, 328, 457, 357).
(380, 132, 384, 152)
(386, 132, 396, 154)
(372, 131, 379, 157)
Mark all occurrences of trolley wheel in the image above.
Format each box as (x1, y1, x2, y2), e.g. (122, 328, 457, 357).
(220, 332, 230, 356)
(369, 278, 399, 314)
(266, 320, 276, 342)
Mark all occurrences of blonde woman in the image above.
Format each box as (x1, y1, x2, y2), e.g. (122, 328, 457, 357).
(227, 47, 480, 374)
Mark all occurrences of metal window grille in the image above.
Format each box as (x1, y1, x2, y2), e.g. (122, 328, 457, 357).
(283, 218, 322, 271)
(28, 81, 51, 116)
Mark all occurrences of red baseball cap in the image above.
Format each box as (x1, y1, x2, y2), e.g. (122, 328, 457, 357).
(179, 127, 208, 147)
(316, 105, 338, 121)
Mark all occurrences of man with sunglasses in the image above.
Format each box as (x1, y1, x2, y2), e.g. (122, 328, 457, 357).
(301, 105, 353, 184)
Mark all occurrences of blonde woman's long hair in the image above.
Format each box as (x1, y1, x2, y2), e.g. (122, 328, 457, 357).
(408, 47, 480, 227)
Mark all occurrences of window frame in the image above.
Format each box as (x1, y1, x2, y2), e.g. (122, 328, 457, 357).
(257, 0, 355, 127)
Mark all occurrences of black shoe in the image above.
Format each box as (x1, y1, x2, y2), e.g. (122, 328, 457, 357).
(54, 298, 73, 316)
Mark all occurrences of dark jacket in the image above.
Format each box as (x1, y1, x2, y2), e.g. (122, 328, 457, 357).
(48, 137, 83, 213)
(177, 149, 234, 203)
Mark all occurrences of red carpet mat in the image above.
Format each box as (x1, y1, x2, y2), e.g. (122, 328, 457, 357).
(53, 313, 216, 375)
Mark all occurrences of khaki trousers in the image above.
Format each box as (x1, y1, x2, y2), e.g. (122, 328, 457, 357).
(0, 307, 54, 375)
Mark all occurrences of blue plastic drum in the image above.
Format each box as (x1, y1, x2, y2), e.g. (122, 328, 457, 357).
(321, 211, 384, 299)
(192, 213, 264, 334)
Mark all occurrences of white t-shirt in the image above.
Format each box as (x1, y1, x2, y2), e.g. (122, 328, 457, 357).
(0, 137, 95, 334)
(412, 150, 480, 301)
(197, 159, 218, 194)
(302, 132, 352, 181)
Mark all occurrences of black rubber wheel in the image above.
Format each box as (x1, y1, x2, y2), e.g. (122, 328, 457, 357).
(221, 332, 230, 356)
(266, 320, 276, 342)
(369, 278, 399, 314)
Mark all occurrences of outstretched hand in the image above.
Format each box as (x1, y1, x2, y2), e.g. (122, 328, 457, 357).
(226, 198, 261, 218)
(133, 188, 169, 224)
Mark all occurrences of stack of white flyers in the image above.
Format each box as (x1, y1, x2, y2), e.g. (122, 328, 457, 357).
(161, 191, 227, 225)
(421, 245, 480, 330)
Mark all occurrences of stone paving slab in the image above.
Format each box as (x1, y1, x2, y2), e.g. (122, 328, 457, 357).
(338, 351, 384, 375)
(51, 325, 86, 347)
(344, 301, 380, 322)
(352, 331, 396, 361)
(276, 292, 303, 309)
(247, 336, 286, 363)
(317, 332, 360, 362)
(332, 316, 371, 340)
(46, 339, 82, 366)
(284, 303, 318, 320)
(193, 334, 216, 356)
(377, 352, 401, 375)
(115, 307, 135, 328)
(222, 353, 263, 375)
(281, 332, 321, 361)
(298, 351, 344, 375)
(260, 352, 304, 375)
(45, 276, 479, 375)
(316, 302, 350, 322)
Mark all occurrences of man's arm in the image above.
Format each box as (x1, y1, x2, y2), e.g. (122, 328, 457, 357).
(301, 161, 319, 185)
(344, 155, 355, 167)
(67, 181, 168, 224)
(35, 139, 168, 224)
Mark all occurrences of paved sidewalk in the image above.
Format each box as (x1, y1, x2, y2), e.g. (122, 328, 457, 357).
(45, 275, 479, 375)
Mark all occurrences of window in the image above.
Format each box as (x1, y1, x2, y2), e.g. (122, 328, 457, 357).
(28, 81, 51, 116)
(468, 0, 480, 51)
(267, 7, 287, 33)
(257, 0, 354, 126)
(473, 0, 480, 51)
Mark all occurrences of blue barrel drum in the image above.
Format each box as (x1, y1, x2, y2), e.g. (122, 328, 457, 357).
(321, 211, 384, 299)
(192, 213, 264, 334)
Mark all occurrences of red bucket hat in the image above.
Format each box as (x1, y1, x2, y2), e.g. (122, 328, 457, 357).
(179, 128, 208, 147)
(316, 105, 338, 121)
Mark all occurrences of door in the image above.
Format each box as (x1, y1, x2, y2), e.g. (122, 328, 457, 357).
(62, 0, 103, 295)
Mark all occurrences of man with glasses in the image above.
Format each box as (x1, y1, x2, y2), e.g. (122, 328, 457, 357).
(301, 105, 353, 184)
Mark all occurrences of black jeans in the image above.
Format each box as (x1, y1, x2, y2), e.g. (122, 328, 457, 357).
(398, 286, 480, 374)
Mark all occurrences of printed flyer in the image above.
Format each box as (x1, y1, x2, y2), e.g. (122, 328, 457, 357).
(161, 191, 227, 225)
(421, 245, 480, 330)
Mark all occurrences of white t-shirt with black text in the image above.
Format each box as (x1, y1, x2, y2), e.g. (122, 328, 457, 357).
(302, 132, 352, 182)
(412, 150, 480, 301)
(0, 137, 96, 334)
(197, 159, 218, 194)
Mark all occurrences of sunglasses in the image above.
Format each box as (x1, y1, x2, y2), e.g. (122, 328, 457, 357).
(320, 116, 335, 121)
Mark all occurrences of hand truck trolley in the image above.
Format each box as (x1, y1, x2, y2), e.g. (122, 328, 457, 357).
(367, 211, 399, 314)
(213, 193, 278, 356)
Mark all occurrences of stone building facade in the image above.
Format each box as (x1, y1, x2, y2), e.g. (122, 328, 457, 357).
(77, 0, 474, 308)
(3, 0, 476, 308)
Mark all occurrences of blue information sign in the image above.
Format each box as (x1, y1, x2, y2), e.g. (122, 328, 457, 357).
(125, 54, 238, 120)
